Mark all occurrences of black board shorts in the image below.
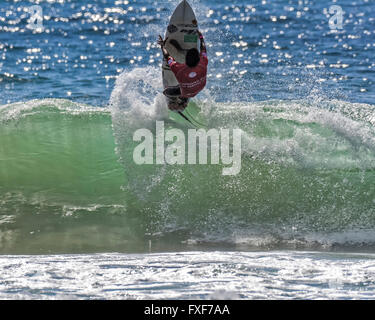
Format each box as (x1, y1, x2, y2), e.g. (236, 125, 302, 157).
(163, 87, 182, 97)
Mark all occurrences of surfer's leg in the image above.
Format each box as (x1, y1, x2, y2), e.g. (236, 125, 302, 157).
(163, 86, 181, 98)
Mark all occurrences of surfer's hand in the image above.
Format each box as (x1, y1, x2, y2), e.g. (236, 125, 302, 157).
(197, 30, 204, 39)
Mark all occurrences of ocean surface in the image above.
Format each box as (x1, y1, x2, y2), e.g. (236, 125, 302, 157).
(0, 0, 374, 300)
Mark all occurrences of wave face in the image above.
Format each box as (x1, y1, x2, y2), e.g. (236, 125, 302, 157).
(1, 68, 374, 254)
(0, 99, 132, 253)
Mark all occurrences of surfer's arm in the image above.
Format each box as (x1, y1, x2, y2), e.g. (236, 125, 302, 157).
(197, 30, 207, 54)
(157, 37, 179, 69)
(158, 35, 172, 61)
(161, 46, 172, 60)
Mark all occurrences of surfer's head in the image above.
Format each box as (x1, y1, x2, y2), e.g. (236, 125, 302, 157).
(186, 48, 200, 68)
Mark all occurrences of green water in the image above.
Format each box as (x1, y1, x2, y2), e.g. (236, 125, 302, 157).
(0, 98, 374, 254)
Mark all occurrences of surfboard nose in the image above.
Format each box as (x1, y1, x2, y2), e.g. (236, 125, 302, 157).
(170, 0, 196, 24)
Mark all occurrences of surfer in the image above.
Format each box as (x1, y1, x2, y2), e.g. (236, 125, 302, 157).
(158, 30, 208, 111)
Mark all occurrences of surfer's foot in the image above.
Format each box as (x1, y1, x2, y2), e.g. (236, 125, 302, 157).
(168, 97, 188, 111)
(168, 103, 186, 111)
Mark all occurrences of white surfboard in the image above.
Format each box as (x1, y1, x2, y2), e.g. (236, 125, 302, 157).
(162, 0, 199, 91)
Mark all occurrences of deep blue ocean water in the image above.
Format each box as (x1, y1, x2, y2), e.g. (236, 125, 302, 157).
(1, 0, 374, 105)
(0, 0, 375, 300)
